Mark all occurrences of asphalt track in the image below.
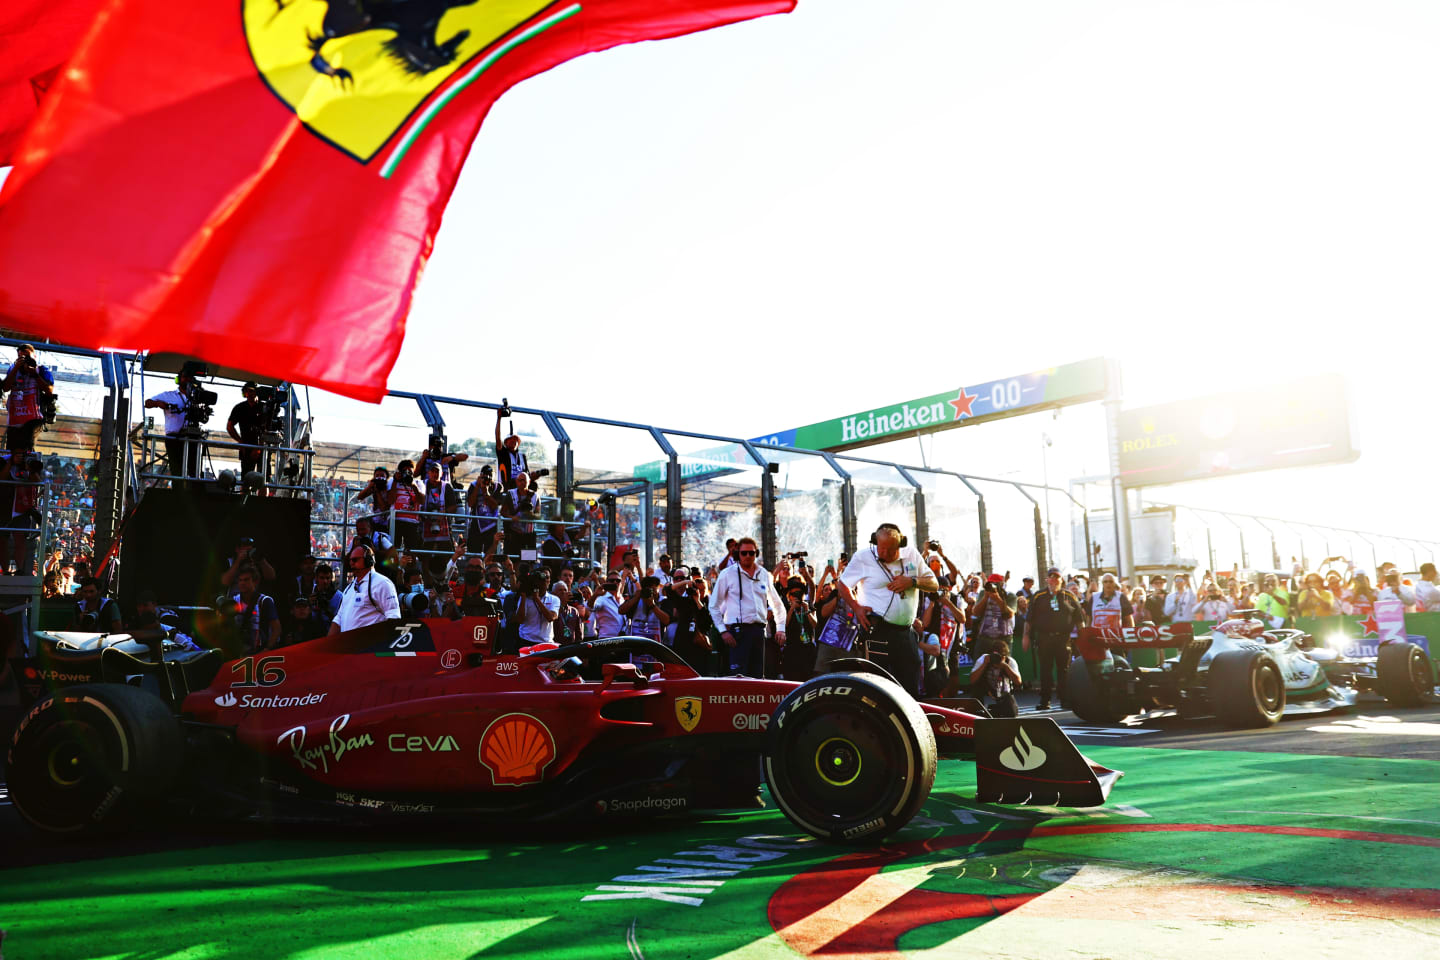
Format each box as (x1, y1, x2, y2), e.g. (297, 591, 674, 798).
(2, 694, 1438, 960)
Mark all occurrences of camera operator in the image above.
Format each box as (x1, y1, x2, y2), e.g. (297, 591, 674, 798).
(220, 536, 277, 591)
(144, 366, 204, 484)
(312, 562, 341, 624)
(3, 343, 55, 454)
(352, 466, 392, 526)
(514, 569, 561, 647)
(550, 581, 587, 644)
(969, 639, 1022, 718)
(780, 575, 817, 680)
(970, 573, 1016, 662)
(501, 472, 541, 556)
(417, 434, 468, 486)
(493, 404, 551, 491)
(917, 573, 968, 697)
(662, 567, 715, 673)
(466, 464, 504, 556)
(837, 524, 937, 699)
(812, 575, 864, 676)
(420, 460, 459, 583)
(231, 564, 280, 654)
(618, 574, 669, 643)
(69, 577, 123, 632)
(226, 381, 264, 476)
(592, 573, 626, 638)
(384, 459, 426, 555)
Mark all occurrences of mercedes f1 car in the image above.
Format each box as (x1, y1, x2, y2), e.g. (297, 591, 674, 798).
(1068, 612, 1435, 728)
(7, 617, 1122, 841)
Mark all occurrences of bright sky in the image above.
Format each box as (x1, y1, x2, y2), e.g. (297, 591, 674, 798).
(10, 1, 1437, 556)
(386, 0, 1438, 549)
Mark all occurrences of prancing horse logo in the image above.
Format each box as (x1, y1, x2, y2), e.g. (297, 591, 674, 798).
(241, 0, 561, 164)
(675, 697, 702, 733)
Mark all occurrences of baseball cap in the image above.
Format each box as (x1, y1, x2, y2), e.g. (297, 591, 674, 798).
(1046, 567, 1061, 576)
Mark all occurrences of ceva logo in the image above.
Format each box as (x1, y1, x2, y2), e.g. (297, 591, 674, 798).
(999, 727, 1047, 772)
(214, 692, 237, 707)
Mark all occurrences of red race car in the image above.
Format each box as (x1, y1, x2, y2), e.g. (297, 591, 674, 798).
(8, 617, 1122, 841)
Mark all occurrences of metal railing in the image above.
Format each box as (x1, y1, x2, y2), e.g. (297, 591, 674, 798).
(135, 431, 315, 495)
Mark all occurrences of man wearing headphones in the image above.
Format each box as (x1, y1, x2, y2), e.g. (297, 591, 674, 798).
(328, 543, 401, 637)
(837, 523, 937, 700)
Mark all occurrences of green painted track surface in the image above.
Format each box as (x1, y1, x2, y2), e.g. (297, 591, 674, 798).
(3, 745, 1439, 959)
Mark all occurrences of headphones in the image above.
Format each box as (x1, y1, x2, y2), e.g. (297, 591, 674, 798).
(351, 543, 376, 570)
(869, 523, 907, 548)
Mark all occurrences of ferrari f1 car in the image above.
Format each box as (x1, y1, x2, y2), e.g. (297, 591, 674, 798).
(7, 616, 1122, 841)
(1068, 612, 1435, 728)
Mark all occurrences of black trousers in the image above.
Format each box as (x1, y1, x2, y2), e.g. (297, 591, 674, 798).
(1035, 634, 1071, 705)
(164, 435, 202, 486)
(868, 619, 922, 700)
(726, 622, 767, 676)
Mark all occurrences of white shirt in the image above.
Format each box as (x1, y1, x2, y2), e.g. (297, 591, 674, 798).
(710, 563, 784, 628)
(840, 544, 926, 626)
(333, 571, 401, 632)
(149, 389, 188, 434)
(593, 592, 625, 637)
(1379, 584, 1416, 609)
(518, 592, 562, 644)
(1415, 579, 1440, 612)
(1164, 587, 1197, 622)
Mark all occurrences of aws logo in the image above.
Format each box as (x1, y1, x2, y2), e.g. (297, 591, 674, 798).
(241, 0, 579, 170)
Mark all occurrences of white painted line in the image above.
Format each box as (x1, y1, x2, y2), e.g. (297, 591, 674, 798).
(1223, 809, 1440, 828)
(1061, 725, 1162, 738)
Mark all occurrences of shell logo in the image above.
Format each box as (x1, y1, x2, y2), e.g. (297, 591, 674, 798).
(478, 712, 556, 787)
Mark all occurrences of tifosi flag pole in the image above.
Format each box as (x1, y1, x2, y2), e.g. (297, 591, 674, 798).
(0, 0, 795, 401)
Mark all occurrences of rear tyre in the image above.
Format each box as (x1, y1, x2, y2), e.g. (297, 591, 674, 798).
(1377, 642, 1433, 707)
(6, 684, 182, 834)
(764, 672, 935, 842)
(1066, 657, 1130, 724)
(1209, 649, 1285, 728)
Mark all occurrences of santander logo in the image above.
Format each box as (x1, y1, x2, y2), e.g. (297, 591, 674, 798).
(214, 692, 237, 707)
(998, 728, 1046, 772)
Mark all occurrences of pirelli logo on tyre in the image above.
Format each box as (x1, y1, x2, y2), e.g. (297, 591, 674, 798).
(776, 685, 852, 730)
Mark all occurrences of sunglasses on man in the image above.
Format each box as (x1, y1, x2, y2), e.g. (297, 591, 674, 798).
(739, 549, 757, 557)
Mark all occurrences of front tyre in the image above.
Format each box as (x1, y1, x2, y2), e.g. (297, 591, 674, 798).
(1377, 642, 1434, 707)
(1209, 649, 1285, 728)
(6, 684, 182, 834)
(764, 672, 936, 842)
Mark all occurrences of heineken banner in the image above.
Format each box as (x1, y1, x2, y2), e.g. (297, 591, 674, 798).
(755, 357, 1108, 452)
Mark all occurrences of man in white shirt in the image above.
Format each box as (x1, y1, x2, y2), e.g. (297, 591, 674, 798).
(592, 574, 627, 638)
(836, 523, 937, 700)
(516, 572, 562, 645)
(143, 366, 201, 485)
(1164, 574, 1198, 623)
(328, 545, 401, 636)
(1415, 563, 1440, 612)
(709, 537, 785, 676)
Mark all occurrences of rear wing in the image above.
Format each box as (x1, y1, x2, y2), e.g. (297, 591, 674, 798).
(1075, 622, 1195, 662)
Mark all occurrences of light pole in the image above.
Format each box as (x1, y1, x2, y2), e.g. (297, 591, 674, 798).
(1041, 432, 1054, 568)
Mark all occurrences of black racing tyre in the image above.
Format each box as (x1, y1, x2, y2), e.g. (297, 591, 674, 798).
(764, 671, 936, 842)
(1377, 642, 1434, 708)
(822, 658, 899, 688)
(1209, 649, 1285, 728)
(6, 684, 182, 834)
(1065, 656, 1129, 724)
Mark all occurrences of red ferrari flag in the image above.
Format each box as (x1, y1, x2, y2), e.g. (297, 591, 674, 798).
(0, 0, 105, 165)
(0, 0, 794, 401)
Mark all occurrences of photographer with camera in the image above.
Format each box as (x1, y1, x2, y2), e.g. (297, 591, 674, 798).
(220, 536, 277, 591)
(509, 568, 561, 648)
(384, 458, 426, 555)
(466, 464, 504, 556)
(144, 365, 206, 484)
(417, 433, 469, 486)
(619, 574, 671, 643)
(970, 573, 1016, 662)
(494, 402, 552, 491)
(592, 572, 627, 638)
(69, 577, 123, 632)
(501, 472, 543, 556)
(780, 575, 818, 680)
(226, 381, 265, 476)
(352, 466, 392, 526)
(231, 564, 280, 654)
(661, 567, 715, 673)
(420, 460, 459, 583)
(3, 343, 55, 454)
